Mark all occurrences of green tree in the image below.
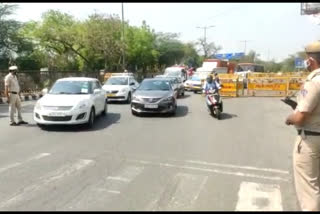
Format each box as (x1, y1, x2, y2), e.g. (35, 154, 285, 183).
(125, 21, 159, 72)
(155, 32, 185, 67)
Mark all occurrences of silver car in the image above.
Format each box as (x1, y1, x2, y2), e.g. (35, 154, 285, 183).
(131, 79, 177, 116)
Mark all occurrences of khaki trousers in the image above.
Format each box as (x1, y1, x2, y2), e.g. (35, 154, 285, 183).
(293, 134, 320, 211)
(8, 94, 23, 123)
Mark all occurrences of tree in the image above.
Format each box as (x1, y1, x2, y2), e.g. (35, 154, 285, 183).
(155, 32, 185, 67)
(182, 42, 201, 68)
(22, 10, 90, 71)
(81, 13, 123, 71)
(125, 21, 159, 72)
(0, 4, 20, 66)
(197, 38, 221, 58)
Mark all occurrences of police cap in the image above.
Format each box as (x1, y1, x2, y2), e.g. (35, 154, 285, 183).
(305, 41, 320, 54)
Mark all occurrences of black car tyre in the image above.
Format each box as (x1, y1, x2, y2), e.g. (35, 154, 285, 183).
(126, 92, 132, 104)
(102, 101, 108, 116)
(86, 108, 95, 129)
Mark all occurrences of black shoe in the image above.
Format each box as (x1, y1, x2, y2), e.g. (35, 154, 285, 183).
(10, 122, 18, 126)
(17, 121, 28, 125)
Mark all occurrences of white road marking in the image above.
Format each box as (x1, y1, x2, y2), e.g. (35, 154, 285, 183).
(106, 176, 130, 182)
(164, 173, 208, 211)
(235, 182, 283, 211)
(185, 160, 289, 174)
(107, 190, 121, 194)
(0, 153, 51, 174)
(129, 159, 289, 182)
(106, 165, 144, 185)
(0, 159, 94, 209)
(63, 165, 145, 210)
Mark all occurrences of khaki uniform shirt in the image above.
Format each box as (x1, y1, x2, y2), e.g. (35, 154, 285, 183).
(4, 73, 20, 93)
(295, 68, 320, 132)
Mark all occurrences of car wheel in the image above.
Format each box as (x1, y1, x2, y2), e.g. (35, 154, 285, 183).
(102, 101, 108, 116)
(194, 91, 197, 94)
(86, 108, 95, 129)
(182, 91, 185, 97)
(126, 92, 132, 104)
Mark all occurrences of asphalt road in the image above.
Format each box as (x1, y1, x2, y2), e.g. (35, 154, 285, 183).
(0, 92, 299, 211)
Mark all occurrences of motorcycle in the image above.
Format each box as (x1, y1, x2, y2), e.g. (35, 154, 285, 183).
(206, 89, 223, 120)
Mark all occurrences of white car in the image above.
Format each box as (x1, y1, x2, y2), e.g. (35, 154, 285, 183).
(34, 77, 107, 128)
(102, 75, 139, 103)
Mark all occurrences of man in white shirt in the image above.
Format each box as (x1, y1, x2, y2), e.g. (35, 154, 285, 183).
(4, 66, 28, 126)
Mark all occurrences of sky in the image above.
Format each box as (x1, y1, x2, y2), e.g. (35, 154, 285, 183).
(7, 2, 320, 62)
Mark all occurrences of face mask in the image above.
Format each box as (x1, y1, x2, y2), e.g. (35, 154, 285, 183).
(304, 59, 311, 69)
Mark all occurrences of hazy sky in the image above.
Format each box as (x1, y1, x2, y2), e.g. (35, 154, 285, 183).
(8, 3, 320, 62)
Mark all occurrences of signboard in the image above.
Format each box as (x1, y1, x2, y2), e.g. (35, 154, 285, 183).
(295, 58, 304, 69)
(213, 52, 245, 60)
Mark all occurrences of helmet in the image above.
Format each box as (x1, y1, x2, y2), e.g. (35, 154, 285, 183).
(9, 65, 18, 71)
(206, 75, 213, 83)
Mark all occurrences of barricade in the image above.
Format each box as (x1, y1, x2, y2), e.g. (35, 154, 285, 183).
(218, 74, 239, 97)
(247, 72, 308, 97)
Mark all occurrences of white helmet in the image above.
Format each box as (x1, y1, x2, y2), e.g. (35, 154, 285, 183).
(9, 65, 18, 71)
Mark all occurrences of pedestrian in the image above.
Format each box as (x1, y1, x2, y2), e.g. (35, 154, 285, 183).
(4, 65, 28, 126)
(285, 41, 320, 211)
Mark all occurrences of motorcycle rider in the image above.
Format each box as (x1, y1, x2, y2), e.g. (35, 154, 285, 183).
(203, 74, 221, 94)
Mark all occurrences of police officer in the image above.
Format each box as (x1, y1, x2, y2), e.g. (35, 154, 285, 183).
(4, 66, 28, 126)
(285, 41, 320, 211)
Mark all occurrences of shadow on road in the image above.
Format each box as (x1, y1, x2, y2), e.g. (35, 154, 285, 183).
(220, 112, 238, 120)
(40, 113, 121, 132)
(107, 100, 129, 105)
(178, 94, 191, 99)
(134, 105, 189, 118)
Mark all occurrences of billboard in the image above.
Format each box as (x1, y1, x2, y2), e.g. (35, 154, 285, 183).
(213, 52, 245, 60)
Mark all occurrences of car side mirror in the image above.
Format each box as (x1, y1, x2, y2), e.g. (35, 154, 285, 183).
(94, 89, 101, 94)
(42, 88, 48, 95)
(130, 82, 135, 86)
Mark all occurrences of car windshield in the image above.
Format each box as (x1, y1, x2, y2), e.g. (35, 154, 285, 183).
(105, 77, 128, 85)
(49, 81, 93, 94)
(138, 80, 171, 91)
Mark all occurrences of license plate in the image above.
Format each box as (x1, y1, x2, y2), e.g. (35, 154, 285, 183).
(107, 93, 115, 97)
(144, 104, 158, 109)
(48, 112, 65, 117)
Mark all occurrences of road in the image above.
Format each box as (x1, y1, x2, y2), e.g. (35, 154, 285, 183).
(0, 92, 299, 211)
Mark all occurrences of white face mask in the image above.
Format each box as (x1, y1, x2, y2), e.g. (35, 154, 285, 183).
(304, 59, 310, 69)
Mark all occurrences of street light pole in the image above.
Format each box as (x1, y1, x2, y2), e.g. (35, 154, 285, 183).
(196, 25, 215, 57)
(121, 3, 125, 71)
(240, 40, 252, 55)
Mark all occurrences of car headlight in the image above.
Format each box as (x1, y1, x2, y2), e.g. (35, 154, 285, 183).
(163, 96, 174, 102)
(35, 102, 42, 110)
(132, 95, 141, 101)
(120, 88, 127, 93)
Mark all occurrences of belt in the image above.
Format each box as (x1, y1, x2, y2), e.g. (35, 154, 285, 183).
(297, 129, 320, 136)
(9, 91, 18, 94)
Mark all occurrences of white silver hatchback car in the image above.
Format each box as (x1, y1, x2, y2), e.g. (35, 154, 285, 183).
(34, 77, 107, 128)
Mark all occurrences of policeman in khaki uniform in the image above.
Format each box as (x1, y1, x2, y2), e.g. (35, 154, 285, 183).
(286, 41, 320, 211)
(4, 66, 28, 126)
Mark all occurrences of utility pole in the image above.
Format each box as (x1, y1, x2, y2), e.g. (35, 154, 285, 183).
(240, 40, 252, 54)
(196, 25, 215, 57)
(121, 3, 125, 71)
